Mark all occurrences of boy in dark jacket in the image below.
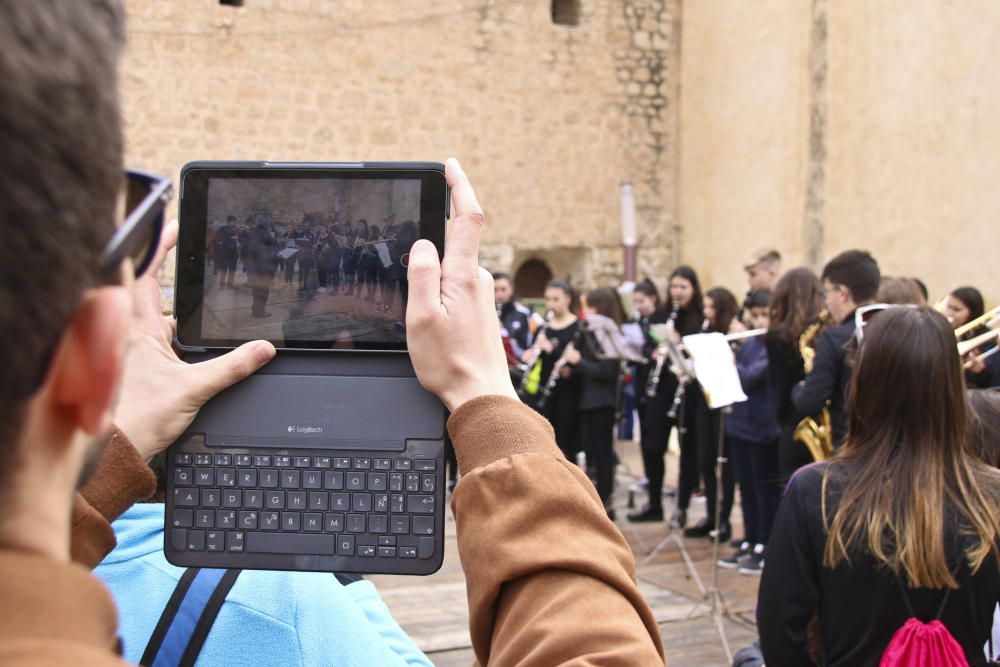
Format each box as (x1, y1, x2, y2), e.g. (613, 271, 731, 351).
(718, 290, 781, 575)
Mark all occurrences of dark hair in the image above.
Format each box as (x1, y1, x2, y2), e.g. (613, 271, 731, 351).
(968, 389, 1000, 469)
(492, 271, 513, 283)
(0, 1, 126, 458)
(705, 287, 739, 333)
(634, 278, 660, 306)
(585, 287, 625, 326)
(821, 250, 880, 304)
(669, 265, 703, 333)
(950, 286, 985, 323)
(768, 267, 822, 345)
(545, 279, 578, 314)
(747, 288, 771, 310)
(226, 215, 237, 223)
(824, 307, 1000, 587)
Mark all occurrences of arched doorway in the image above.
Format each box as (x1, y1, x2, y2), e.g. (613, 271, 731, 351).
(514, 258, 553, 298)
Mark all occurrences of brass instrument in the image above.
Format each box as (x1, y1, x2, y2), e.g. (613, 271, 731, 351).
(794, 310, 835, 461)
(955, 305, 1000, 339)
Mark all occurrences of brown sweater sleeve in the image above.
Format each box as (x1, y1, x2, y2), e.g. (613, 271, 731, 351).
(71, 428, 157, 569)
(448, 396, 665, 666)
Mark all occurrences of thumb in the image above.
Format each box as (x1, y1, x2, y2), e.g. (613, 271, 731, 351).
(406, 239, 442, 322)
(192, 340, 276, 402)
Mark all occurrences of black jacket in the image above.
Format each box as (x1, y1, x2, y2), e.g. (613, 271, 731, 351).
(791, 313, 856, 446)
(572, 328, 621, 412)
(499, 302, 532, 356)
(759, 463, 1000, 667)
(767, 336, 805, 428)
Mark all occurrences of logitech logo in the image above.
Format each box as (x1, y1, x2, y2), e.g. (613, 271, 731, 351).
(287, 425, 324, 434)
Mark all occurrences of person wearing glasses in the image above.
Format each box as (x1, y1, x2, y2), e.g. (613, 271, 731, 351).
(791, 249, 880, 448)
(0, 3, 663, 665)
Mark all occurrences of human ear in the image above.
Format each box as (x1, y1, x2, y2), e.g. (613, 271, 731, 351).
(49, 286, 132, 437)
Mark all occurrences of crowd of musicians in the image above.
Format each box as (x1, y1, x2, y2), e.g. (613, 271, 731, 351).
(492, 249, 1000, 581)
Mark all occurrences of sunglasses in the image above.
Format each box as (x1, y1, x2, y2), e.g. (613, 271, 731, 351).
(14, 170, 171, 400)
(99, 169, 172, 278)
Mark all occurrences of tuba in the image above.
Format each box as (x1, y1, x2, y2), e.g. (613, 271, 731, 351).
(794, 311, 835, 461)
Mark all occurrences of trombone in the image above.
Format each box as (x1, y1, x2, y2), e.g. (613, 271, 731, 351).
(955, 305, 1000, 339)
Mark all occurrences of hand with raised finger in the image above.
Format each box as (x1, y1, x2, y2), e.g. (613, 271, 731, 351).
(113, 219, 276, 460)
(405, 158, 518, 412)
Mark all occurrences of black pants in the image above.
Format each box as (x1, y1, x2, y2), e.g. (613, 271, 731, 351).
(637, 391, 677, 511)
(675, 387, 702, 511)
(217, 258, 237, 287)
(581, 407, 616, 507)
(251, 284, 270, 316)
(543, 386, 581, 461)
(778, 422, 814, 482)
(729, 435, 781, 545)
(693, 399, 734, 525)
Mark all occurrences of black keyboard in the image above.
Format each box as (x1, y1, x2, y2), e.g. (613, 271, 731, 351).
(164, 440, 445, 575)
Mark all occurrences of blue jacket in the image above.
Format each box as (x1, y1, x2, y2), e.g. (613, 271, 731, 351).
(95, 503, 432, 667)
(726, 336, 780, 444)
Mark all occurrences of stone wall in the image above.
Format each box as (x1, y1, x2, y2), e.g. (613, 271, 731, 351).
(122, 0, 680, 294)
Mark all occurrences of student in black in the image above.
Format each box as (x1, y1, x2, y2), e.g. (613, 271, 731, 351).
(521, 280, 582, 461)
(214, 216, 239, 288)
(947, 286, 997, 388)
(758, 307, 1000, 667)
(493, 272, 532, 358)
(246, 219, 277, 318)
(791, 250, 880, 448)
(563, 288, 626, 516)
(628, 267, 704, 525)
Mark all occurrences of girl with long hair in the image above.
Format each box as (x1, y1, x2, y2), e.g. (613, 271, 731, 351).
(758, 307, 1000, 665)
(765, 268, 823, 477)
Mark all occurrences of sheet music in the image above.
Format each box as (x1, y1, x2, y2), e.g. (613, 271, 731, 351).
(681, 332, 748, 409)
(276, 247, 299, 260)
(375, 241, 392, 268)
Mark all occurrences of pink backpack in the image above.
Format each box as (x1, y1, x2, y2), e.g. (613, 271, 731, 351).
(879, 575, 969, 667)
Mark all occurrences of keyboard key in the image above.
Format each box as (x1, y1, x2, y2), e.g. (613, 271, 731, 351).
(194, 453, 212, 466)
(174, 489, 199, 507)
(390, 515, 410, 534)
(280, 470, 301, 489)
(353, 458, 371, 470)
(238, 469, 257, 487)
(239, 511, 258, 530)
(302, 471, 322, 489)
(324, 513, 344, 532)
(265, 491, 285, 509)
(408, 495, 435, 514)
(201, 489, 221, 507)
(357, 545, 376, 557)
(308, 492, 328, 511)
(378, 546, 396, 558)
(378, 535, 397, 546)
(171, 509, 194, 528)
(330, 493, 349, 511)
(216, 510, 236, 529)
(170, 528, 187, 550)
(206, 531, 224, 552)
(274, 455, 291, 468)
(303, 513, 322, 532)
(334, 457, 351, 469)
(260, 511, 280, 530)
(421, 474, 436, 493)
(217, 468, 236, 487)
(235, 455, 252, 466)
(414, 459, 436, 471)
(222, 490, 242, 508)
(418, 536, 435, 559)
(259, 469, 279, 488)
(394, 459, 412, 471)
(282, 512, 300, 531)
(405, 473, 420, 492)
(227, 531, 244, 552)
(389, 473, 404, 492)
(413, 516, 435, 535)
(188, 530, 206, 551)
(243, 490, 263, 509)
(253, 455, 272, 467)
(368, 472, 387, 491)
(214, 454, 232, 466)
(195, 468, 214, 486)
(347, 514, 366, 533)
(337, 535, 355, 556)
(315, 456, 332, 469)
(399, 546, 417, 558)
(247, 532, 335, 555)
(373, 493, 389, 513)
(374, 458, 392, 470)
(174, 467, 193, 486)
(390, 495, 405, 514)
(324, 471, 344, 490)
(294, 456, 312, 468)
(174, 453, 192, 466)
(346, 473, 365, 491)
(352, 493, 372, 512)
(196, 510, 214, 528)
(368, 514, 388, 534)
(287, 491, 307, 510)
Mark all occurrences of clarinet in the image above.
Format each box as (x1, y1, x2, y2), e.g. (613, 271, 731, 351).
(536, 323, 585, 411)
(645, 302, 679, 397)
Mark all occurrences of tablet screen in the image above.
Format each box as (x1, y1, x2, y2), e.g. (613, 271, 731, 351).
(175, 165, 447, 351)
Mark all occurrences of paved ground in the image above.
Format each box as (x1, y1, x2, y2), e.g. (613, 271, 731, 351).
(370, 439, 761, 667)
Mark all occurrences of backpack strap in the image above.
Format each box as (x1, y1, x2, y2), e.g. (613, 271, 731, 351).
(140, 568, 242, 667)
(892, 560, 961, 622)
